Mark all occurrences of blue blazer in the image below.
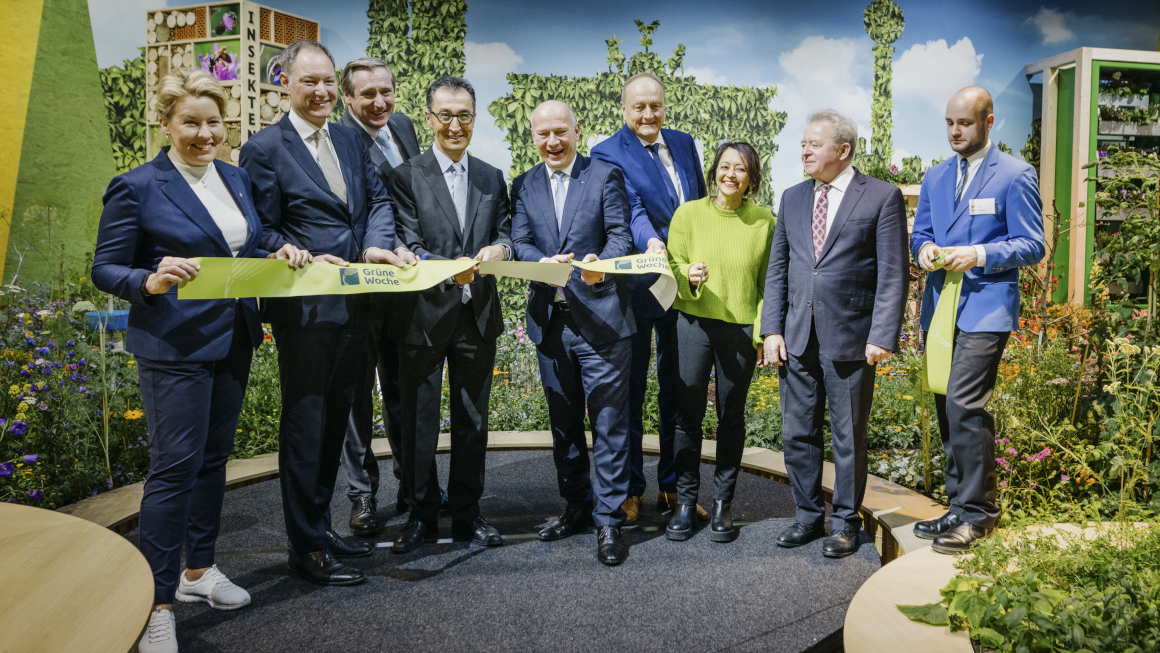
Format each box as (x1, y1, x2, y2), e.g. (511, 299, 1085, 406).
(91, 150, 266, 362)
(590, 125, 706, 318)
(761, 168, 909, 362)
(511, 156, 636, 347)
(911, 146, 1045, 333)
(240, 114, 396, 328)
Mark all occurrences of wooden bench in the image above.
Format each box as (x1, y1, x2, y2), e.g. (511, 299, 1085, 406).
(57, 431, 946, 563)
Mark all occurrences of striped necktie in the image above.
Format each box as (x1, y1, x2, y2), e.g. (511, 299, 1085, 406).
(812, 184, 831, 261)
(954, 157, 969, 208)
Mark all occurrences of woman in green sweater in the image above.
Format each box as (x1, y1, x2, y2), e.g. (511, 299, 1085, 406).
(665, 141, 775, 543)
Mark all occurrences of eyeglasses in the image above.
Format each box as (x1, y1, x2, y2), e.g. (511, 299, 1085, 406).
(432, 112, 475, 125)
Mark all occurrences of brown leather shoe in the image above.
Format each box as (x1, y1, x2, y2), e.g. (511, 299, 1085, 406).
(656, 492, 709, 519)
(621, 496, 642, 523)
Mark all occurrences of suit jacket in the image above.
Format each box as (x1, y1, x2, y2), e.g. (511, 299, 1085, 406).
(240, 114, 396, 328)
(911, 146, 1045, 333)
(511, 155, 636, 347)
(369, 149, 513, 346)
(590, 125, 707, 318)
(91, 150, 265, 362)
(337, 110, 421, 182)
(761, 167, 909, 362)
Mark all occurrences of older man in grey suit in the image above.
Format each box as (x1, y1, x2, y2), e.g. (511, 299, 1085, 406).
(761, 109, 908, 558)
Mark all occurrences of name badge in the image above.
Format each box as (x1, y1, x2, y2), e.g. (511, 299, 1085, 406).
(969, 198, 996, 215)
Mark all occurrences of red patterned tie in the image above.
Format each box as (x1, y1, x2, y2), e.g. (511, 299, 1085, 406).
(812, 183, 831, 261)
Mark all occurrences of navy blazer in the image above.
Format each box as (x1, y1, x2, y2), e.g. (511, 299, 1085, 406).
(239, 114, 396, 328)
(91, 150, 266, 362)
(589, 125, 706, 317)
(511, 156, 636, 347)
(761, 167, 909, 362)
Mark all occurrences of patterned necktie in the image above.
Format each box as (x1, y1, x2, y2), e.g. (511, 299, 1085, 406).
(812, 183, 831, 261)
(645, 143, 679, 206)
(377, 130, 402, 168)
(552, 170, 567, 230)
(311, 129, 346, 203)
(449, 162, 467, 231)
(955, 157, 969, 208)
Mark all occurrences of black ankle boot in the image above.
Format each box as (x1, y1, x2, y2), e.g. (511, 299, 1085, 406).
(709, 500, 737, 542)
(665, 504, 698, 541)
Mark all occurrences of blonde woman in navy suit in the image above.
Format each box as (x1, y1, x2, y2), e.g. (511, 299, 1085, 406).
(92, 69, 307, 653)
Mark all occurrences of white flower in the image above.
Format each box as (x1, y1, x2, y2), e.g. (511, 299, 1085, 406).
(35, 310, 51, 316)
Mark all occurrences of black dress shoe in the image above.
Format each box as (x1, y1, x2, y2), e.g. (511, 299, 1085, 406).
(539, 502, 595, 542)
(392, 518, 438, 554)
(776, 522, 826, 548)
(822, 530, 861, 558)
(665, 504, 701, 541)
(913, 511, 960, 540)
(596, 526, 628, 566)
(452, 516, 503, 547)
(287, 549, 366, 586)
(326, 530, 375, 558)
(709, 500, 737, 543)
(932, 522, 993, 554)
(349, 496, 381, 537)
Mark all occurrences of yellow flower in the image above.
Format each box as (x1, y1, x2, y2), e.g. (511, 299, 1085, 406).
(123, 409, 145, 420)
(902, 395, 914, 401)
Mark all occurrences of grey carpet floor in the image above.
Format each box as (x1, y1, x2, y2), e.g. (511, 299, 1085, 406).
(124, 450, 879, 653)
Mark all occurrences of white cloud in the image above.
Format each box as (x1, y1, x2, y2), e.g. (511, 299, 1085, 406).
(767, 35, 874, 199)
(892, 146, 912, 169)
(1029, 8, 1075, 44)
(683, 67, 728, 85)
(464, 41, 524, 77)
(464, 41, 524, 174)
(894, 38, 983, 109)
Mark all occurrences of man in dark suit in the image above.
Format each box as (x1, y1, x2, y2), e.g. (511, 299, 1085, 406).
(911, 87, 1044, 553)
(511, 100, 635, 565)
(589, 73, 707, 522)
(760, 109, 908, 558)
(335, 56, 442, 538)
(363, 76, 512, 554)
(241, 40, 404, 585)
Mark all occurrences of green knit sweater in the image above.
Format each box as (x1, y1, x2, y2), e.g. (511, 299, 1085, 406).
(667, 196, 775, 336)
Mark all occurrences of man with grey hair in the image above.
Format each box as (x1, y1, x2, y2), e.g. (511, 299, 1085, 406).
(759, 108, 908, 558)
(335, 56, 440, 538)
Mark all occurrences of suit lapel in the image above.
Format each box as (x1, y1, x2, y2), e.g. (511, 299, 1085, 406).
(947, 145, 1000, 233)
(341, 111, 391, 176)
(279, 117, 342, 205)
(817, 169, 866, 263)
(622, 128, 675, 213)
(216, 164, 261, 254)
(417, 152, 463, 245)
(153, 154, 232, 256)
(463, 156, 485, 243)
(935, 159, 956, 243)
(527, 164, 559, 248)
(558, 156, 589, 244)
(330, 126, 359, 214)
(389, 113, 421, 160)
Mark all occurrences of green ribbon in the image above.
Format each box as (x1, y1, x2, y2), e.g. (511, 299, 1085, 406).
(177, 253, 677, 309)
(922, 261, 963, 395)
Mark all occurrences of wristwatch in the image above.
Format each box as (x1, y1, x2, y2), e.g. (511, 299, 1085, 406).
(139, 274, 153, 299)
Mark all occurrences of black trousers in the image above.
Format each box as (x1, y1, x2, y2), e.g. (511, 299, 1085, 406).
(398, 307, 496, 522)
(780, 324, 875, 532)
(273, 319, 368, 553)
(672, 312, 758, 505)
(932, 329, 1008, 529)
(137, 320, 252, 605)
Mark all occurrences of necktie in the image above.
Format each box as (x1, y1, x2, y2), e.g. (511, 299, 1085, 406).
(449, 162, 467, 232)
(645, 143, 679, 207)
(812, 183, 831, 262)
(311, 129, 347, 203)
(552, 170, 567, 230)
(377, 130, 402, 168)
(954, 157, 969, 208)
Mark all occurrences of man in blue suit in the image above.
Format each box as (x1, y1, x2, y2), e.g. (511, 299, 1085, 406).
(241, 40, 404, 586)
(512, 100, 635, 565)
(910, 87, 1045, 553)
(589, 73, 707, 522)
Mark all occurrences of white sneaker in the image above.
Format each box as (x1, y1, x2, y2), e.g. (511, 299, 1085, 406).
(175, 565, 251, 610)
(139, 608, 178, 653)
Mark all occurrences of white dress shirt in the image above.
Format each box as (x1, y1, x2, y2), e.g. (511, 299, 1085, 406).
(637, 132, 684, 205)
(919, 140, 990, 268)
(812, 163, 855, 239)
(289, 110, 342, 177)
(431, 145, 466, 205)
(172, 158, 249, 257)
(546, 156, 577, 301)
(353, 114, 403, 164)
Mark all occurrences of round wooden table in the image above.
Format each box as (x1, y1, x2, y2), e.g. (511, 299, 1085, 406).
(0, 502, 153, 652)
(843, 546, 973, 652)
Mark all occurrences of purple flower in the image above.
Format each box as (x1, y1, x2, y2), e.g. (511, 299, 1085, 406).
(8, 421, 27, 435)
(78, 359, 86, 366)
(889, 165, 899, 175)
(1030, 482, 1037, 489)
(23, 453, 37, 464)
(999, 481, 1007, 487)
(26, 490, 42, 502)
(67, 340, 75, 346)
(1061, 475, 1069, 482)
(0, 462, 13, 476)
(1008, 448, 1017, 455)
(36, 401, 47, 411)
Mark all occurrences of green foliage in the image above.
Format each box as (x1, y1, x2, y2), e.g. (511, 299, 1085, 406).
(487, 21, 787, 208)
(231, 336, 283, 459)
(366, 0, 467, 147)
(863, 0, 904, 170)
(996, 141, 1012, 155)
(1099, 104, 1160, 126)
(900, 522, 1160, 652)
(99, 51, 147, 174)
(1022, 119, 1041, 178)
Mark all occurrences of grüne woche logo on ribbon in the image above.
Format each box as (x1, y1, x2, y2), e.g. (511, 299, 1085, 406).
(339, 268, 360, 286)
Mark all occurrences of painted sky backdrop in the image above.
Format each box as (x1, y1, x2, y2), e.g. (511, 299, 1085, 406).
(89, 0, 1160, 199)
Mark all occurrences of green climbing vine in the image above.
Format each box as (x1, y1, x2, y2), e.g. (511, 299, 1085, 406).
(366, 0, 467, 147)
(863, 0, 904, 170)
(99, 51, 147, 174)
(487, 20, 787, 208)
